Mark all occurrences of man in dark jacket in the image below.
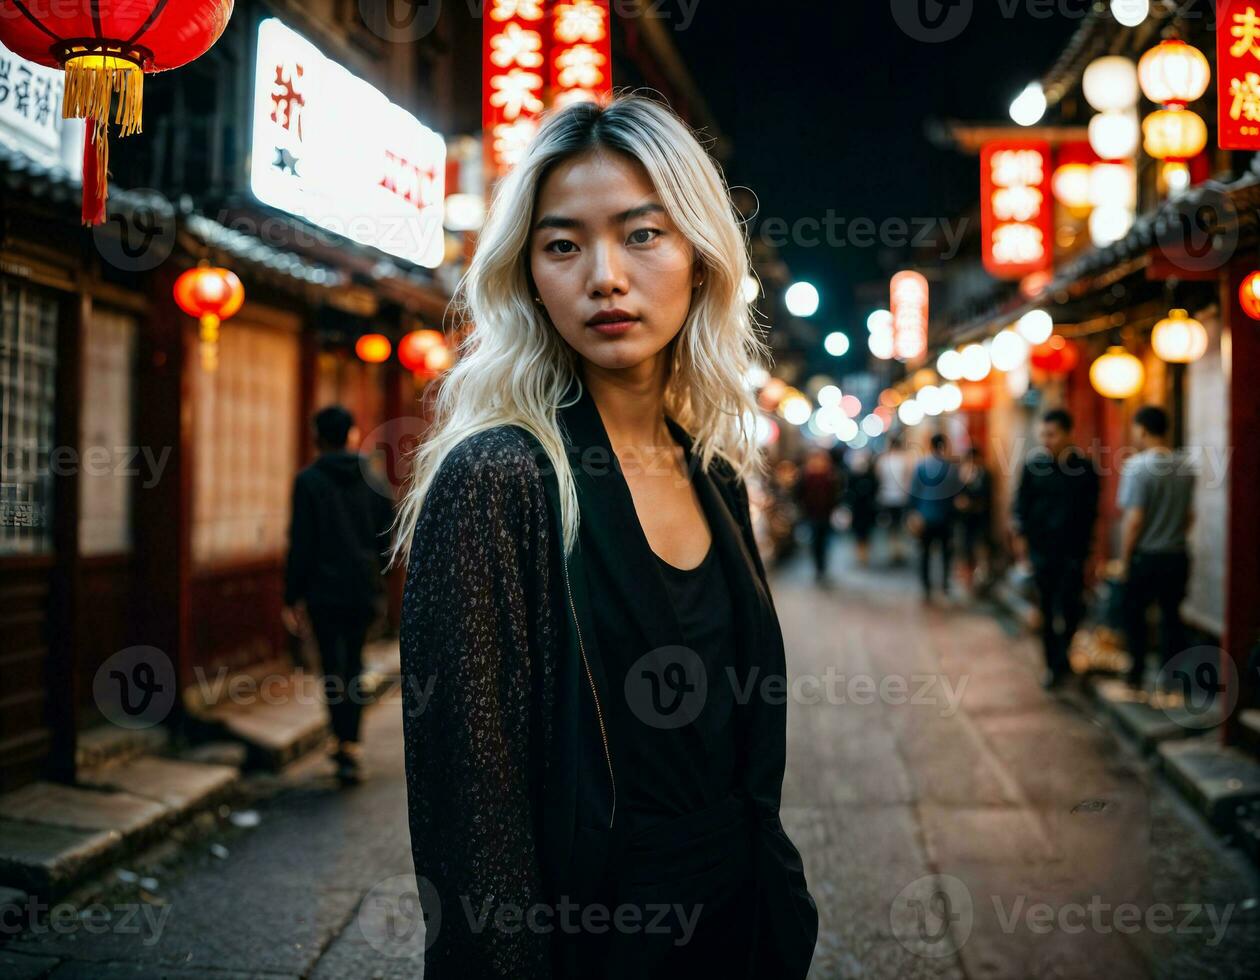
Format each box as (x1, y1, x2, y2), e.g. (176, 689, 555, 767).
(283, 405, 395, 784)
(909, 433, 962, 601)
(1013, 409, 1100, 688)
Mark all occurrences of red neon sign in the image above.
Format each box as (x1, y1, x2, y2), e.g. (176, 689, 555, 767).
(1219, 1, 1260, 149)
(980, 140, 1053, 281)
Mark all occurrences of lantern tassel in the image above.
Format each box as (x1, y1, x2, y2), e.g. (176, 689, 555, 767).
(62, 58, 144, 227)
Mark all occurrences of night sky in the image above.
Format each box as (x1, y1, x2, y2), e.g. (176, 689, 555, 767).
(671, 1, 1082, 329)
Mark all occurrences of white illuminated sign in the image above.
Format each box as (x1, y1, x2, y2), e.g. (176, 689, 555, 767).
(250, 18, 446, 268)
(0, 39, 84, 177)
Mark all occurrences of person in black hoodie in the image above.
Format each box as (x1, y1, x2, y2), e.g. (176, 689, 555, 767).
(1012, 408, 1100, 689)
(283, 405, 395, 784)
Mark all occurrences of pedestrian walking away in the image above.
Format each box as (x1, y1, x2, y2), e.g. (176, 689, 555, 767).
(876, 435, 915, 565)
(845, 450, 880, 567)
(1012, 409, 1100, 689)
(392, 96, 817, 980)
(283, 405, 396, 785)
(1118, 405, 1196, 691)
(909, 433, 961, 601)
(955, 446, 994, 592)
(796, 446, 842, 583)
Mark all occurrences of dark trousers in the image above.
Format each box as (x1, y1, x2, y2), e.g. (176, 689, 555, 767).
(306, 604, 375, 744)
(1124, 551, 1190, 687)
(919, 522, 953, 595)
(807, 519, 831, 577)
(1031, 553, 1085, 676)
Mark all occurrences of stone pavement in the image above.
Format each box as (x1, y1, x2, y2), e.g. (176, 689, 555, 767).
(3, 538, 1259, 978)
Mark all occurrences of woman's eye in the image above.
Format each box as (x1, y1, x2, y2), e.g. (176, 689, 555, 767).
(544, 239, 578, 254)
(627, 228, 662, 245)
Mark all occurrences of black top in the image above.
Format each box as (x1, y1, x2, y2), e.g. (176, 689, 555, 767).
(609, 538, 740, 827)
(1012, 448, 1101, 560)
(283, 451, 395, 611)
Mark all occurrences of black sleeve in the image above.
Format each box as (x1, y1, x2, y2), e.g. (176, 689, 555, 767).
(1012, 461, 1032, 535)
(283, 475, 316, 606)
(399, 431, 555, 980)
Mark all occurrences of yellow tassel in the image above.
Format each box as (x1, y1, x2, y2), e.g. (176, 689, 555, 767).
(62, 56, 143, 225)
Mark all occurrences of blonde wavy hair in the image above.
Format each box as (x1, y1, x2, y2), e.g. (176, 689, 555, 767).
(389, 92, 768, 566)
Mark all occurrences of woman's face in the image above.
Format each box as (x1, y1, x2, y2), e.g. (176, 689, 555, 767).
(529, 149, 700, 375)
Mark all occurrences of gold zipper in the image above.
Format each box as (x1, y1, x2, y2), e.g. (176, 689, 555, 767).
(562, 557, 615, 828)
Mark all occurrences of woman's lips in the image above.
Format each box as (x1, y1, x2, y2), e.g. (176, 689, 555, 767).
(587, 318, 638, 336)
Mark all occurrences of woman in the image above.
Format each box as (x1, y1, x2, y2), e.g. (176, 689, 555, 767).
(392, 94, 817, 979)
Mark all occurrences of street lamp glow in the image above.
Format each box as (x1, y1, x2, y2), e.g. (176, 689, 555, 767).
(1010, 82, 1047, 127)
(917, 385, 944, 416)
(936, 349, 964, 381)
(742, 275, 760, 303)
(1111, 0, 1149, 28)
(991, 329, 1030, 372)
(869, 329, 895, 360)
(960, 343, 992, 382)
(824, 331, 851, 357)
(785, 281, 820, 317)
(867, 309, 893, 333)
(1017, 310, 1053, 345)
(818, 384, 843, 408)
(898, 399, 925, 427)
(837, 417, 859, 442)
(861, 414, 886, 438)
(940, 383, 963, 413)
(782, 395, 812, 426)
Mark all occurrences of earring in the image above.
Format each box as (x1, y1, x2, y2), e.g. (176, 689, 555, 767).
(533, 296, 543, 305)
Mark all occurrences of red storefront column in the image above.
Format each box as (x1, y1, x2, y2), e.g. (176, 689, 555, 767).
(1224, 262, 1260, 744)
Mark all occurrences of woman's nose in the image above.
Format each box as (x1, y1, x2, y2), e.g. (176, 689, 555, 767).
(587, 241, 628, 297)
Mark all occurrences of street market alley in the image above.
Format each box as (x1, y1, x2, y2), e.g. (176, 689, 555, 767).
(3, 540, 1259, 980)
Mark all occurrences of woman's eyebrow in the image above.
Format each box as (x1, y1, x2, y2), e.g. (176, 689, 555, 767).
(533, 202, 665, 232)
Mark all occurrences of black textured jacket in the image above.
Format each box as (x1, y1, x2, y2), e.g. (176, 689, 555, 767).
(400, 380, 818, 979)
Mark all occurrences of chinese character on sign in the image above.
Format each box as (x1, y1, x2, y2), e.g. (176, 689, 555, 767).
(980, 141, 1053, 280)
(270, 63, 305, 139)
(1220, 1, 1260, 148)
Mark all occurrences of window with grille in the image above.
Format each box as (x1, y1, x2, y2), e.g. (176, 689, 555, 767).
(191, 321, 299, 566)
(0, 278, 59, 556)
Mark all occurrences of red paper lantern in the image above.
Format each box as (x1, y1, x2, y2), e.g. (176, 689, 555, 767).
(174, 265, 244, 372)
(397, 329, 446, 372)
(1241, 272, 1260, 320)
(1030, 335, 1080, 375)
(0, 2, 234, 224)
